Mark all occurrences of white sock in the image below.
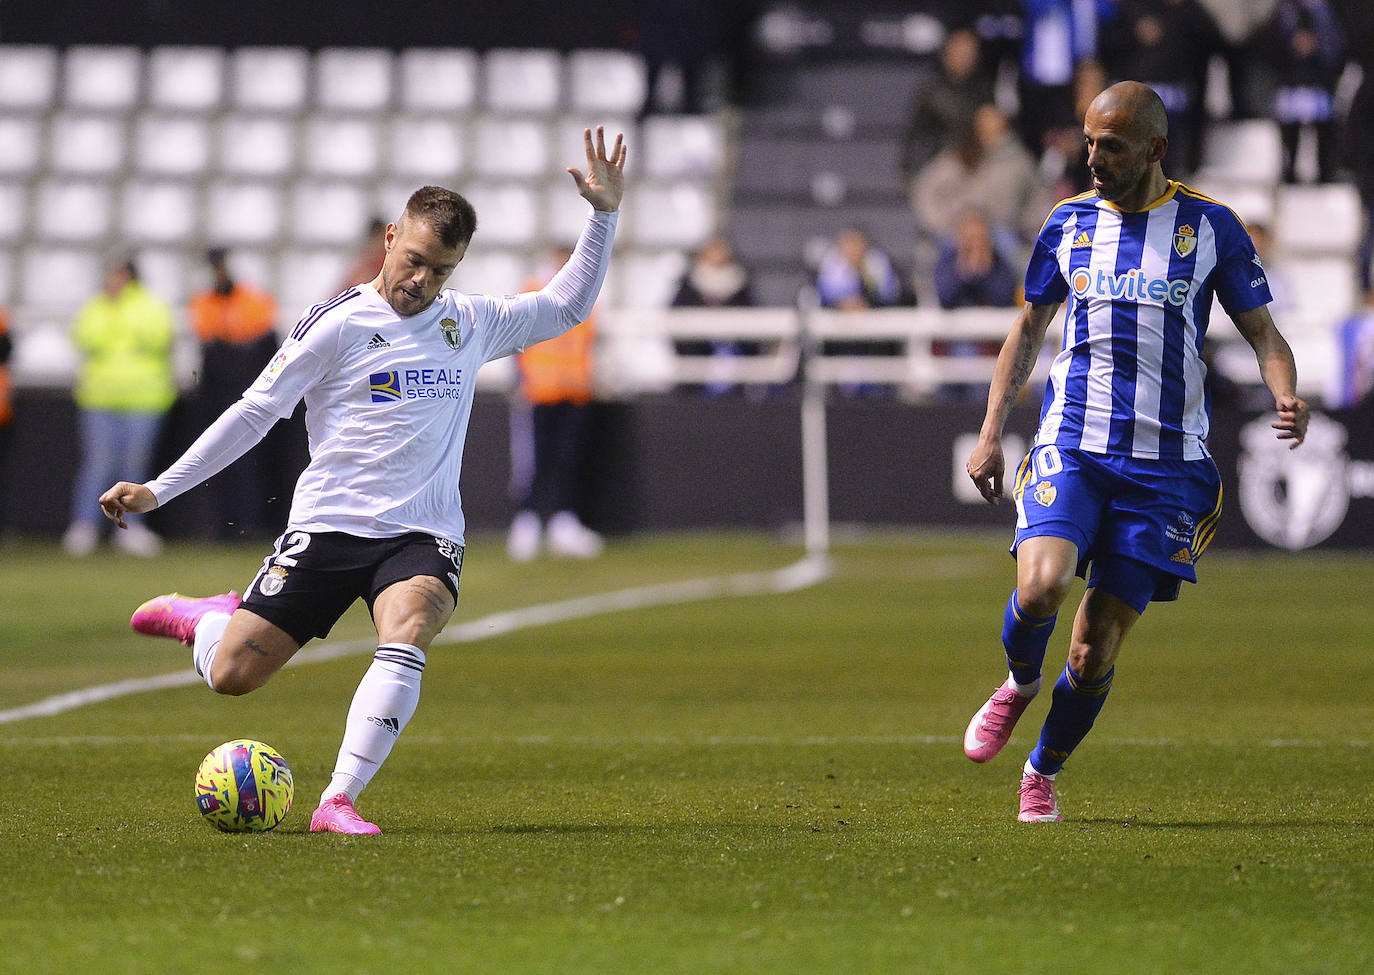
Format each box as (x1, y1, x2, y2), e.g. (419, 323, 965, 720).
(322, 644, 426, 804)
(1024, 758, 1057, 780)
(1009, 674, 1043, 697)
(192, 611, 232, 691)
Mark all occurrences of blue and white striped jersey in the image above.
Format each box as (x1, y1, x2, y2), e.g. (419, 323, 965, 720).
(1024, 181, 1271, 460)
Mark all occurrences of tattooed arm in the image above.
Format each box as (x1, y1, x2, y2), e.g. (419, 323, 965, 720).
(965, 301, 1060, 504)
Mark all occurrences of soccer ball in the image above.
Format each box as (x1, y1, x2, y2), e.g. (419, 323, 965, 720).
(194, 739, 293, 833)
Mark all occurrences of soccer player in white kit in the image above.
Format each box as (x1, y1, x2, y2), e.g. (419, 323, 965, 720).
(962, 84, 1310, 822)
(99, 128, 627, 834)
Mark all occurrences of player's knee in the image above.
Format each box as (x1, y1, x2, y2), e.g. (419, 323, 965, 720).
(1018, 568, 1073, 615)
(207, 657, 269, 697)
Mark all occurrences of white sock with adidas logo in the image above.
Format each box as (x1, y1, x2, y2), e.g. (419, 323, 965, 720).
(322, 643, 426, 804)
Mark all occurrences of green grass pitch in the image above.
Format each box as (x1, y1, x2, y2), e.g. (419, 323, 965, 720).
(1, 531, 1371, 973)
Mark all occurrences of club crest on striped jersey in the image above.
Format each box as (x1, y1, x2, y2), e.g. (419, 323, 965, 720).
(439, 317, 462, 351)
(1173, 224, 1197, 258)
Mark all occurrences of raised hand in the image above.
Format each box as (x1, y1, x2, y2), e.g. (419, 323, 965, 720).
(567, 126, 627, 213)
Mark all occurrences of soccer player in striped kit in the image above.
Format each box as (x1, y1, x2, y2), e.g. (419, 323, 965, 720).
(963, 82, 1309, 822)
(98, 128, 626, 834)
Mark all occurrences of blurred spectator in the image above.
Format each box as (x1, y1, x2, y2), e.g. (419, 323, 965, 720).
(507, 245, 604, 562)
(1335, 294, 1374, 408)
(1100, 0, 1225, 176)
(187, 248, 280, 539)
(1262, 0, 1345, 182)
(934, 210, 1019, 310)
(1016, 0, 1116, 157)
(63, 257, 176, 557)
(910, 103, 1040, 244)
(337, 217, 388, 292)
(0, 307, 12, 538)
(1342, 10, 1374, 294)
(815, 227, 905, 310)
(671, 236, 758, 395)
(899, 29, 997, 186)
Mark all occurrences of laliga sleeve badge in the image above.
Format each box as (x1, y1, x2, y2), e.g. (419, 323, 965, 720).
(257, 565, 288, 597)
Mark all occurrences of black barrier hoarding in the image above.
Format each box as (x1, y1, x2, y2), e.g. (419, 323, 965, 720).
(10, 389, 1373, 549)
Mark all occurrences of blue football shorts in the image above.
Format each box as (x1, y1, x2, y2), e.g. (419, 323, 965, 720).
(239, 530, 465, 646)
(1010, 444, 1223, 611)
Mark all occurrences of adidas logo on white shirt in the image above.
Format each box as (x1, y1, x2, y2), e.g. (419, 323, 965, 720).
(366, 333, 390, 349)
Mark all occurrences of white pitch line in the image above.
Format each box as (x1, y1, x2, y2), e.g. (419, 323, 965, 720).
(0, 555, 833, 726)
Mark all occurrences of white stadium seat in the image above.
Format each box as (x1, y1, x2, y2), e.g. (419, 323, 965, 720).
(217, 115, 297, 177)
(450, 250, 529, 299)
(399, 48, 478, 112)
(147, 47, 225, 111)
(1274, 183, 1363, 254)
(610, 249, 690, 308)
(0, 45, 59, 111)
(462, 183, 540, 246)
(544, 182, 599, 245)
(1272, 255, 1358, 332)
(0, 183, 27, 242)
(18, 246, 102, 311)
(0, 116, 44, 175)
(484, 49, 562, 114)
(1197, 120, 1284, 186)
(626, 182, 715, 247)
(287, 180, 372, 245)
(568, 50, 647, 114)
(63, 46, 142, 110)
(301, 116, 381, 177)
(120, 180, 201, 244)
(33, 180, 114, 242)
(315, 48, 394, 112)
(1186, 178, 1275, 228)
(0, 248, 13, 306)
(470, 116, 551, 179)
(134, 247, 192, 307)
(641, 115, 725, 179)
(275, 248, 351, 322)
(230, 48, 310, 112)
(133, 114, 213, 176)
(386, 116, 466, 182)
(205, 181, 285, 245)
(47, 113, 127, 174)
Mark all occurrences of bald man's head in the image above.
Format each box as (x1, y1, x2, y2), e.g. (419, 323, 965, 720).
(1089, 81, 1168, 142)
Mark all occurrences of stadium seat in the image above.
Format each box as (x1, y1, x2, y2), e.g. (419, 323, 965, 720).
(372, 180, 418, 224)
(462, 183, 541, 246)
(1197, 120, 1284, 186)
(216, 115, 297, 177)
(1186, 178, 1274, 227)
(204, 181, 285, 245)
(132, 114, 213, 176)
(1272, 255, 1358, 333)
(483, 49, 562, 114)
(567, 50, 646, 114)
(18, 246, 102, 311)
(641, 115, 724, 180)
(450, 249, 529, 298)
(1274, 183, 1363, 254)
(544, 182, 600, 245)
(229, 47, 310, 112)
(626, 183, 715, 248)
(301, 116, 381, 177)
(471, 116, 552, 179)
(120, 180, 201, 245)
(275, 248, 352, 323)
(47, 113, 127, 174)
(287, 180, 372, 245)
(133, 247, 192, 307)
(398, 48, 478, 112)
(33, 180, 114, 243)
(608, 249, 689, 307)
(0, 45, 59, 111)
(385, 116, 466, 182)
(0, 248, 13, 306)
(0, 183, 27, 243)
(146, 47, 225, 111)
(316, 48, 394, 112)
(62, 45, 142, 111)
(0, 116, 44, 175)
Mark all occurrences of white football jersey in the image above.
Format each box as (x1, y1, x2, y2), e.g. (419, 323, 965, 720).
(148, 210, 617, 544)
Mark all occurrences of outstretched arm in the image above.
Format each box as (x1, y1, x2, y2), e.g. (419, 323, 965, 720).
(966, 301, 1059, 503)
(1231, 304, 1309, 448)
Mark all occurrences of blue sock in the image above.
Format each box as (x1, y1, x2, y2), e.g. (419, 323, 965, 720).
(1029, 665, 1114, 776)
(1001, 590, 1057, 686)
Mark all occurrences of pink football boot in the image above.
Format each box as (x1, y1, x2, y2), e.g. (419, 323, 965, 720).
(130, 592, 241, 646)
(310, 794, 381, 835)
(963, 680, 1035, 763)
(1018, 769, 1063, 822)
